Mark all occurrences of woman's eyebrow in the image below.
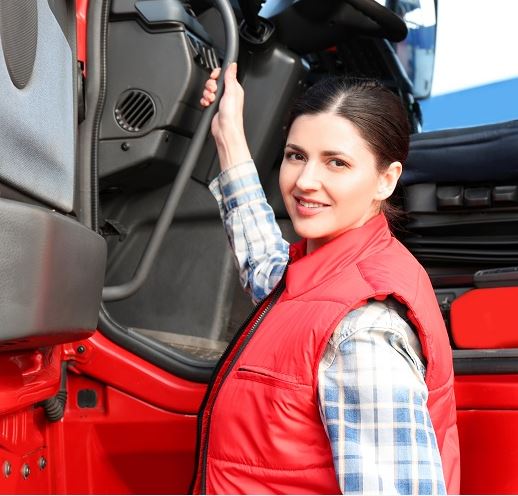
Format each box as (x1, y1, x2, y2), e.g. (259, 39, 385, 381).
(321, 149, 355, 164)
(286, 143, 354, 161)
(321, 149, 348, 157)
(285, 143, 306, 153)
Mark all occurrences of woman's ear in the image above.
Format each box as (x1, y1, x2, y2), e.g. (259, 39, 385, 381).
(374, 161, 402, 201)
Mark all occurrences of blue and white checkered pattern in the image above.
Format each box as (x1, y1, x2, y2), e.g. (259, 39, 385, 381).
(320, 302, 446, 495)
(210, 160, 447, 495)
(209, 161, 288, 303)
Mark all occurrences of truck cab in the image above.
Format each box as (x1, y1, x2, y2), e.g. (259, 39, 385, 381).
(1, 0, 518, 493)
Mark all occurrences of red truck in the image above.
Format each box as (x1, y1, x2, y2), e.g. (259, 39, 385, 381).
(1, 0, 518, 493)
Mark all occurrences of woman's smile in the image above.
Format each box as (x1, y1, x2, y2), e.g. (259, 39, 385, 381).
(294, 195, 331, 215)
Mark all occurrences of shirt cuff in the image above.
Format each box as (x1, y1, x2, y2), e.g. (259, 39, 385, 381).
(208, 160, 266, 213)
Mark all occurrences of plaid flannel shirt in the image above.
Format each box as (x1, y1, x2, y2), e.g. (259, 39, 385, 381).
(209, 161, 446, 495)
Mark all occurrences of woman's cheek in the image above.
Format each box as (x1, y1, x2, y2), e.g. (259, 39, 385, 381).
(278, 163, 293, 200)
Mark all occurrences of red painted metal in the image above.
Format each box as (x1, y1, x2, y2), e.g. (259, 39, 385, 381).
(76, 0, 88, 69)
(55, 332, 205, 492)
(0, 350, 56, 493)
(457, 410, 518, 494)
(0, 332, 207, 493)
(0, 346, 60, 417)
(450, 287, 518, 349)
(455, 376, 518, 494)
(65, 332, 206, 414)
(0, 409, 51, 493)
(455, 374, 518, 409)
(47, 374, 199, 494)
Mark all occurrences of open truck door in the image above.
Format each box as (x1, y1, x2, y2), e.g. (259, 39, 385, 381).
(1, 0, 238, 492)
(0, 0, 106, 492)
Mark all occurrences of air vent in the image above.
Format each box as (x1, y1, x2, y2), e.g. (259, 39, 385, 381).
(114, 89, 156, 132)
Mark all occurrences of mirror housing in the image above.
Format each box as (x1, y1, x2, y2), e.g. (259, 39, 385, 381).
(390, 0, 437, 99)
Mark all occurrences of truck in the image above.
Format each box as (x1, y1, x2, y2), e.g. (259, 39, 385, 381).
(1, 0, 518, 493)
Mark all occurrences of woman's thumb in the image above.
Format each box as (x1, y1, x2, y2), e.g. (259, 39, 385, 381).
(224, 62, 237, 85)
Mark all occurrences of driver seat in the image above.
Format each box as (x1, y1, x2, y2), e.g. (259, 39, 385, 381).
(0, 0, 106, 351)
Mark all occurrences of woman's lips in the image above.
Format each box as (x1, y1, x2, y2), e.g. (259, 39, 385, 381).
(294, 196, 330, 216)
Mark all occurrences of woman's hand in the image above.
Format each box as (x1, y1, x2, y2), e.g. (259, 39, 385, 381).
(200, 63, 252, 170)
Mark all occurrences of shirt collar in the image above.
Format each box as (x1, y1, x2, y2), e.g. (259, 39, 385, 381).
(286, 214, 392, 298)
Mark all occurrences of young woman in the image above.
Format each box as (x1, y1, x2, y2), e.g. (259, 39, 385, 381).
(191, 64, 459, 495)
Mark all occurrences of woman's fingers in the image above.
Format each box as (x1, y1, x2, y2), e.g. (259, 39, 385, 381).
(200, 64, 241, 108)
(203, 88, 216, 102)
(201, 67, 221, 107)
(210, 67, 221, 80)
(200, 81, 217, 107)
(205, 78, 217, 92)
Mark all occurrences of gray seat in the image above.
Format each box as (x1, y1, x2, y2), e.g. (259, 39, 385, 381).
(0, 0, 106, 350)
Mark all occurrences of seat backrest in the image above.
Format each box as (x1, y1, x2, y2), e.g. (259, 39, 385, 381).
(0, 0, 76, 211)
(0, 0, 106, 351)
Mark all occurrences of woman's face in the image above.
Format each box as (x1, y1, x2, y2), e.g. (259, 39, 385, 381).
(279, 112, 401, 253)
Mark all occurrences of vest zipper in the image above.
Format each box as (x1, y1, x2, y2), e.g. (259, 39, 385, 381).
(196, 272, 287, 494)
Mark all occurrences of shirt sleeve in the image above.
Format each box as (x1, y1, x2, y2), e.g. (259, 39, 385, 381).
(318, 299, 446, 495)
(208, 160, 289, 304)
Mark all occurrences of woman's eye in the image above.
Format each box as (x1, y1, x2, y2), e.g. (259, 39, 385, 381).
(285, 151, 305, 162)
(329, 158, 349, 168)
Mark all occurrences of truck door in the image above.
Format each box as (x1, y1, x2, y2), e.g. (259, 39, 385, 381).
(0, 0, 106, 492)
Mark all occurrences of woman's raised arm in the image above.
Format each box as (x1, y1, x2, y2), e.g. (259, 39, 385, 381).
(201, 64, 289, 303)
(200, 63, 252, 170)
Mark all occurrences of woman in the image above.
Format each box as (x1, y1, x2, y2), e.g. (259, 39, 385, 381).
(192, 63, 459, 495)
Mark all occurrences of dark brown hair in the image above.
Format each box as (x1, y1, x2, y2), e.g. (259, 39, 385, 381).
(286, 77, 410, 219)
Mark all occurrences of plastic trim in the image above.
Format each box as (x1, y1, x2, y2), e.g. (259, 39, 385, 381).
(0, 198, 106, 348)
(102, 0, 238, 301)
(454, 349, 518, 375)
(98, 304, 216, 383)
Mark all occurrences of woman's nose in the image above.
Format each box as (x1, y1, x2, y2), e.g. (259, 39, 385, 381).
(295, 162, 321, 191)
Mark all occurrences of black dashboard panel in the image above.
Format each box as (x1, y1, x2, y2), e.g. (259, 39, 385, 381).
(99, 0, 220, 186)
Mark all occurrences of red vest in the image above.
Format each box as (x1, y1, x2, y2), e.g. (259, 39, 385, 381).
(192, 214, 460, 494)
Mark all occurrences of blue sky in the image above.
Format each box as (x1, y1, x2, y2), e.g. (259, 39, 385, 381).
(431, 0, 518, 96)
(421, 0, 518, 130)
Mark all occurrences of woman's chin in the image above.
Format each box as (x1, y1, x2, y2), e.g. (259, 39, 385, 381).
(292, 225, 328, 243)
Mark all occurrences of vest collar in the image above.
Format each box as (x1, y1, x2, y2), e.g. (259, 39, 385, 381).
(286, 213, 392, 298)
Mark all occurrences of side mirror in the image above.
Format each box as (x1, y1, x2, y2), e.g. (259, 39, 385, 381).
(390, 0, 437, 99)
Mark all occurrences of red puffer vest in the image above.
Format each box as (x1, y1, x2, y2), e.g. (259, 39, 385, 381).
(192, 214, 460, 494)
